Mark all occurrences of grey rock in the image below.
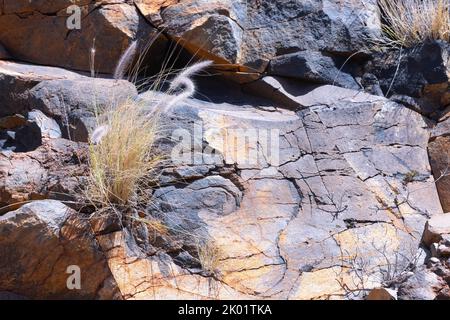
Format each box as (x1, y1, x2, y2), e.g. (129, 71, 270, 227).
(140, 0, 381, 72)
(269, 50, 359, 89)
(422, 214, 450, 247)
(27, 78, 138, 142)
(27, 110, 62, 139)
(398, 267, 446, 300)
(0, 60, 84, 117)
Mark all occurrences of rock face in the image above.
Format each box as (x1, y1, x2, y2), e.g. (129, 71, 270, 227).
(137, 0, 380, 73)
(0, 0, 449, 301)
(0, 1, 165, 74)
(0, 200, 118, 299)
(0, 139, 88, 210)
(365, 41, 450, 116)
(90, 85, 442, 300)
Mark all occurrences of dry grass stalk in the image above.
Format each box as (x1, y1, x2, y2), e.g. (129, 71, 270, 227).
(378, 0, 450, 47)
(197, 239, 222, 275)
(86, 100, 161, 207)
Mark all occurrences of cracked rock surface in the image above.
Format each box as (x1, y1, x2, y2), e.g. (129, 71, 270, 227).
(0, 0, 449, 300)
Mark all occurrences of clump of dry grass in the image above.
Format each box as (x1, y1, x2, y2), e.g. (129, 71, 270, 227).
(86, 100, 161, 207)
(85, 39, 215, 268)
(378, 0, 450, 47)
(197, 239, 222, 275)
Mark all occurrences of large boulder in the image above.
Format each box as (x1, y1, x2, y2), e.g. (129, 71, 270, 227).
(27, 78, 138, 141)
(0, 200, 119, 299)
(0, 61, 138, 142)
(0, 139, 88, 210)
(0, 1, 166, 74)
(0, 60, 85, 117)
(89, 84, 444, 299)
(137, 0, 381, 73)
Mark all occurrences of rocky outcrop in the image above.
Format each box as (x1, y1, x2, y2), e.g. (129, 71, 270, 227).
(365, 41, 450, 116)
(0, 200, 119, 299)
(0, 1, 167, 74)
(89, 85, 442, 299)
(139, 0, 380, 70)
(0, 139, 88, 210)
(0, 0, 449, 301)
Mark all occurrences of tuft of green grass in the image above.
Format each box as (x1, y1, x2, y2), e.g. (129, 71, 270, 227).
(378, 0, 450, 47)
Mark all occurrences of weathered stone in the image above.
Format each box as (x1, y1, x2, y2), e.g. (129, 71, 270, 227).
(269, 50, 359, 89)
(139, 0, 380, 73)
(0, 60, 84, 117)
(0, 139, 88, 209)
(398, 267, 447, 300)
(27, 110, 62, 139)
(422, 214, 450, 247)
(97, 230, 250, 299)
(27, 78, 138, 141)
(366, 41, 450, 115)
(0, 1, 164, 74)
(102, 84, 443, 299)
(0, 200, 118, 299)
(429, 110, 450, 212)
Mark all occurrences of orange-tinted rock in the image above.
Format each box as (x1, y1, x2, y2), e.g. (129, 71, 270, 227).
(0, 200, 119, 299)
(0, 2, 160, 74)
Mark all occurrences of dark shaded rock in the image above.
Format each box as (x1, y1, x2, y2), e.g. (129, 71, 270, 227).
(9, 121, 42, 152)
(360, 73, 384, 96)
(0, 291, 28, 300)
(27, 78, 138, 142)
(429, 109, 450, 212)
(173, 251, 201, 269)
(138, 0, 380, 73)
(269, 50, 359, 89)
(0, 139, 88, 209)
(366, 41, 450, 117)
